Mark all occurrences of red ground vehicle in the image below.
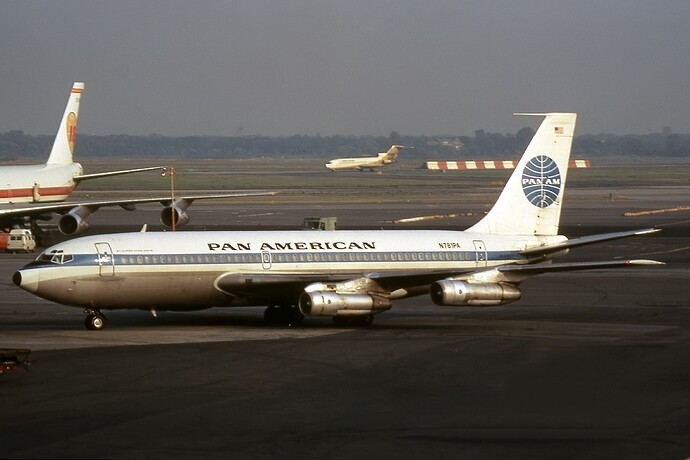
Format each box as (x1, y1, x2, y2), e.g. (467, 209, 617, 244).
(0, 349, 32, 376)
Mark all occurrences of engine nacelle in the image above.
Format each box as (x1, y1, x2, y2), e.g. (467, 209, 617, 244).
(430, 280, 521, 307)
(58, 206, 94, 235)
(299, 291, 391, 317)
(160, 205, 190, 228)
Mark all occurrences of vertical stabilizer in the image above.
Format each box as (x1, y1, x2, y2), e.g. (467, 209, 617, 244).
(381, 145, 403, 164)
(46, 82, 84, 165)
(466, 113, 577, 236)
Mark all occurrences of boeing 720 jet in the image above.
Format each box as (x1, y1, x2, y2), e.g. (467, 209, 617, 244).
(0, 82, 271, 240)
(14, 113, 663, 330)
(325, 145, 405, 171)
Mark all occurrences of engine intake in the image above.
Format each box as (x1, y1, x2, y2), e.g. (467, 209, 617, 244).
(160, 205, 190, 228)
(58, 206, 94, 235)
(299, 292, 391, 317)
(430, 280, 521, 306)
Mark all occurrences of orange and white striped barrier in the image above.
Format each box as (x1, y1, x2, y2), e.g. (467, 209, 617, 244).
(425, 159, 590, 170)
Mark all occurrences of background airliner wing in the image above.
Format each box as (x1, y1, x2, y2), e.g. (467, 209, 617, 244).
(0, 191, 276, 234)
(0, 191, 275, 218)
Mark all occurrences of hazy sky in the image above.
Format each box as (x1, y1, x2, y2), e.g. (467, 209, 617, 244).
(1, 1, 689, 137)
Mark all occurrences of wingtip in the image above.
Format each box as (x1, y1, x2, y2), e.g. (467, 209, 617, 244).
(626, 259, 665, 266)
(635, 228, 663, 236)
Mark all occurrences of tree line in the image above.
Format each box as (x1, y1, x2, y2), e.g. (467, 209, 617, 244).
(1, 128, 689, 161)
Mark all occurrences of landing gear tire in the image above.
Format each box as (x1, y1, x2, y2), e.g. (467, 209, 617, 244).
(264, 305, 304, 327)
(84, 309, 107, 331)
(85, 314, 106, 331)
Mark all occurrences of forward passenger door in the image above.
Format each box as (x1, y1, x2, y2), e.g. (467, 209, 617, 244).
(94, 242, 115, 276)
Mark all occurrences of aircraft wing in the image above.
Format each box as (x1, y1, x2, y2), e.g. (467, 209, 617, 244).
(0, 191, 275, 234)
(216, 269, 461, 292)
(214, 258, 663, 303)
(520, 228, 661, 259)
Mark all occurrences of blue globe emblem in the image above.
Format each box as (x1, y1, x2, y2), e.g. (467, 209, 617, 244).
(521, 155, 562, 208)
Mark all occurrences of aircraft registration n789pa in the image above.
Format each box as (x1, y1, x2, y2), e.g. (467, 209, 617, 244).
(13, 113, 663, 330)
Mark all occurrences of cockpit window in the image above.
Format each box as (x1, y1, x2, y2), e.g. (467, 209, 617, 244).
(37, 250, 74, 265)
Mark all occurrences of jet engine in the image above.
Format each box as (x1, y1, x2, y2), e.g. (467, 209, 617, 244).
(299, 291, 391, 317)
(160, 201, 191, 228)
(58, 206, 95, 235)
(430, 280, 521, 306)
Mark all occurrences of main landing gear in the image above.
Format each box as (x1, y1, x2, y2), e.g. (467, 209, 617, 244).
(84, 309, 107, 331)
(263, 305, 304, 327)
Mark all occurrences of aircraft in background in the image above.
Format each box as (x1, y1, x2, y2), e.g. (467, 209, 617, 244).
(14, 113, 662, 330)
(0, 82, 272, 241)
(325, 145, 406, 171)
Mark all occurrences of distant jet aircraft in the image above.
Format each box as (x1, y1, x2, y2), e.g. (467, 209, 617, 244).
(0, 82, 272, 240)
(325, 145, 405, 171)
(14, 113, 662, 330)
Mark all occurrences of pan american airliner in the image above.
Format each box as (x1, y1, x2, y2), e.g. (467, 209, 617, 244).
(0, 82, 272, 241)
(13, 113, 663, 330)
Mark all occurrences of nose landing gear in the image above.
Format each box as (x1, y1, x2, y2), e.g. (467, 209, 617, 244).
(84, 309, 107, 330)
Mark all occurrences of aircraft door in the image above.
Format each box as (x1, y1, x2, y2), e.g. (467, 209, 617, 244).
(261, 251, 272, 270)
(473, 240, 487, 267)
(32, 182, 41, 202)
(94, 242, 115, 276)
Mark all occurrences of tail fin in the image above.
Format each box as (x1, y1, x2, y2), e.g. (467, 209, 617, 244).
(382, 145, 404, 163)
(46, 82, 84, 165)
(466, 113, 577, 236)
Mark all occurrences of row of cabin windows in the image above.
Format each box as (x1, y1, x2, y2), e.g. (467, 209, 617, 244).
(117, 251, 478, 266)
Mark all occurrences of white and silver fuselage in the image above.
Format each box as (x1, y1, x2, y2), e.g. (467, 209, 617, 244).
(14, 230, 564, 311)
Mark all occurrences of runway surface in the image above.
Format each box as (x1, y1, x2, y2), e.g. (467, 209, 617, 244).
(1, 185, 690, 459)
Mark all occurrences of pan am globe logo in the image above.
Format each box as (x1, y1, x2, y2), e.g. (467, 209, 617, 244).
(521, 155, 562, 208)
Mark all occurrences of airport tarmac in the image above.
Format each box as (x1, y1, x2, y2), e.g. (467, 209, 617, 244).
(1, 185, 690, 459)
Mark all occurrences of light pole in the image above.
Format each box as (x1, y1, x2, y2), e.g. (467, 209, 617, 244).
(163, 166, 176, 231)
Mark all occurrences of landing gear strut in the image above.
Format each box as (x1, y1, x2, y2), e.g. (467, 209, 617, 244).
(263, 305, 304, 326)
(84, 309, 107, 330)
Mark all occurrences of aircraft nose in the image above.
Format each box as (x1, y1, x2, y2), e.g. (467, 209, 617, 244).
(12, 269, 39, 294)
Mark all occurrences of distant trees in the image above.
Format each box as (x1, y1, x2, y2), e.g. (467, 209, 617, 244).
(1, 129, 689, 161)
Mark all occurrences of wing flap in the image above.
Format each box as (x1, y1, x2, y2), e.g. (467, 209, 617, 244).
(498, 259, 664, 276)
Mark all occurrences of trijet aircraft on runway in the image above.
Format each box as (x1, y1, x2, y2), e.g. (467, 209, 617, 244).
(0, 82, 272, 241)
(13, 113, 663, 330)
(325, 145, 405, 171)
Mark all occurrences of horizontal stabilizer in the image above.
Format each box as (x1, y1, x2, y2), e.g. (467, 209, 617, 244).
(520, 228, 661, 258)
(73, 166, 167, 183)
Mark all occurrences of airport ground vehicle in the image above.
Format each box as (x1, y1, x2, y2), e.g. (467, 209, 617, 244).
(0, 229, 36, 253)
(302, 217, 338, 230)
(0, 349, 32, 376)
